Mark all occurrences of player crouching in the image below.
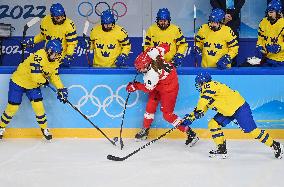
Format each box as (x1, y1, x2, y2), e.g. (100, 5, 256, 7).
(0, 39, 68, 140)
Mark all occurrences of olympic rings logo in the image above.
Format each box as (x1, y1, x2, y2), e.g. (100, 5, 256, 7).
(68, 84, 139, 118)
(77, 1, 127, 24)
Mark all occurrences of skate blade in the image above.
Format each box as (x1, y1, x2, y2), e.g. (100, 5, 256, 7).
(209, 154, 228, 159)
(276, 144, 284, 159)
(188, 137, 199, 147)
(135, 137, 147, 142)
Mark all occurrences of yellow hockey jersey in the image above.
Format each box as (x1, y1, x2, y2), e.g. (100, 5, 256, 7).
(11, 49, 64, 90)
(144, 23, 188, 62)
(34, 15, 78, 57)
(193, 81, 245, 117)
(89, 24, 131, 67)
(257, 17, 284, 62)
(196, 24, 239, 68)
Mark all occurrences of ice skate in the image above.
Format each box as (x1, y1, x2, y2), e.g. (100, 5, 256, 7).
(135, 128, 149, 141)
(41, 128, 52, 141)
(272, 141, 283, 159)
(209, 142, 227, 159)
(0, 127, 5, 140)
(185, 128, 199, 147)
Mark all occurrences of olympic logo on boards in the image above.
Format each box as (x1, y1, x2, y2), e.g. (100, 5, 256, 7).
(77, 1, 127, 24)
(68, 84, 139, 118)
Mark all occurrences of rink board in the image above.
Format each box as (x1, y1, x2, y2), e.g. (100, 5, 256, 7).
(1, 68, 284, 138)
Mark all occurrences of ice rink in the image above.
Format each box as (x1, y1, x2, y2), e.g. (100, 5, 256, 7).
(0, 138, 283, 187)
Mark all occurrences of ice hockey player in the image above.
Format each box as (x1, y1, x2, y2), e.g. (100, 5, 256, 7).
(22, 3, 78, 67)
(87, 10, 131, 67)
(126, 43, 198, 146)
(144, 8, 188, 67)
(252, 0, 284, 66)
(193, 8, 239, 69)
(0, 39, 68, 140)
(181, 72, 283, 159)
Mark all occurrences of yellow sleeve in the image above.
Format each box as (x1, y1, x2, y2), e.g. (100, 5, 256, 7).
(65, 20, 78, 56)
(50, 67, 64, 89)
(34, 22, 45, 44)
(256, 19, 266, 49)
(30, 54, 46, 85)
(184, 96, 209, 123)
(226, 28, 239, 59)
(144, 27, 153, 51)
(196, 25, 206, 50)
(176, 27, 188, 54)
(119, 27, 131, 55)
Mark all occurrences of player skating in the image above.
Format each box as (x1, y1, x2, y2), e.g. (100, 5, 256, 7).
(126, 43, 198, 146)
(181, 72, 283, 159)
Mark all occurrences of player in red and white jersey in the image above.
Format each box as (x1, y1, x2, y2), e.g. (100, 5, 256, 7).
(126, 44, 199, 146)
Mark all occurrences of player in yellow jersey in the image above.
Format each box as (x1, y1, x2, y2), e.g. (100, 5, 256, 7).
(87, 10, 131, 67)
(254, 0, 284, 66)
(144, 8, 188, 67)
(193, 9, 239, 69)
(22, 3, 78, 67)
(0, 40, 68, 140)
(180, 72, 283, 159)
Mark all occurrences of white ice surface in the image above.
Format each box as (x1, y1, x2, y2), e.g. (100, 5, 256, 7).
(0, 139, 283, 187)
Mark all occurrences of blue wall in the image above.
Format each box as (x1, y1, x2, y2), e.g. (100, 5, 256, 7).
(1, 67, 284, 130)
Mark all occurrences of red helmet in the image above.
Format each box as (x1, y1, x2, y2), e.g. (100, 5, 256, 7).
(134, 50, 152, 71)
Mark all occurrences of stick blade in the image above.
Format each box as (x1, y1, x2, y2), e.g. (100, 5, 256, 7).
(107, 154, 125, 161)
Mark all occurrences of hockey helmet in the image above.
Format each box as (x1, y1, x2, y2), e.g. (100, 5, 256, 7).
(134, 50, 153, 72)
(209, 8, 225, 23)
(46, 39, 63, 54)
(156, 8, 171, 21)
(195, 72, 212, 91)
(267, 0, 282, 12)
(101, 10, 115, 24)
(50, 3, 65, 17)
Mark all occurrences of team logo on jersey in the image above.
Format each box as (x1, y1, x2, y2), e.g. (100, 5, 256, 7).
(204, 42, 211, 48)
(107, 44, 116, 49)
(96, 43, 104, 49)
(101, 51, 110, 57)
(207, 50, 217, 56)
(214, 43, 223, 49)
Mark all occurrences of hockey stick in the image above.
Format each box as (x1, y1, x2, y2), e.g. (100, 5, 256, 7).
(193, 5, 198, 67)
(47, 85, 118, 146)
(119, 73, 139, 150)
(21, 17, 41, 62)
(107, 124, 179, 161)
(82, 20, 92, 67)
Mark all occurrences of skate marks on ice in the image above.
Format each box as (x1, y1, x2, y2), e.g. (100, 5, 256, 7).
(0, 139, 283, 187)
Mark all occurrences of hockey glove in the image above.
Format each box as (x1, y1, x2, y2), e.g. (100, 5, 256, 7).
(81, 37, 90, 49)
(57, 88, 68, 103)
(217, 54, 231, 70)
(61, 55, 74, 67)
(126, 82, 137, 93)
(181, 114, 193, 127)
(115, 54, 128, 67)
(22, 38, 34, 48)
(191, 46, 202, 67)
(266, 44, 281, 54)
(173, 53, 184, 67)
(255, 45, 264, 59)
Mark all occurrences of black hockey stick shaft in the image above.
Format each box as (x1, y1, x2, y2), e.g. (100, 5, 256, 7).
(119, 73, 139, 150)
(107, 125, 178, 161)
(47, 85, 116, 146)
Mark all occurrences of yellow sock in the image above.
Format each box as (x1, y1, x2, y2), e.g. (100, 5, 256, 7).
(0, 104, 19, 128)
(250, 128, 274, 147)
(208, 119, 225, 145)
(31, 101, 48, 129)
